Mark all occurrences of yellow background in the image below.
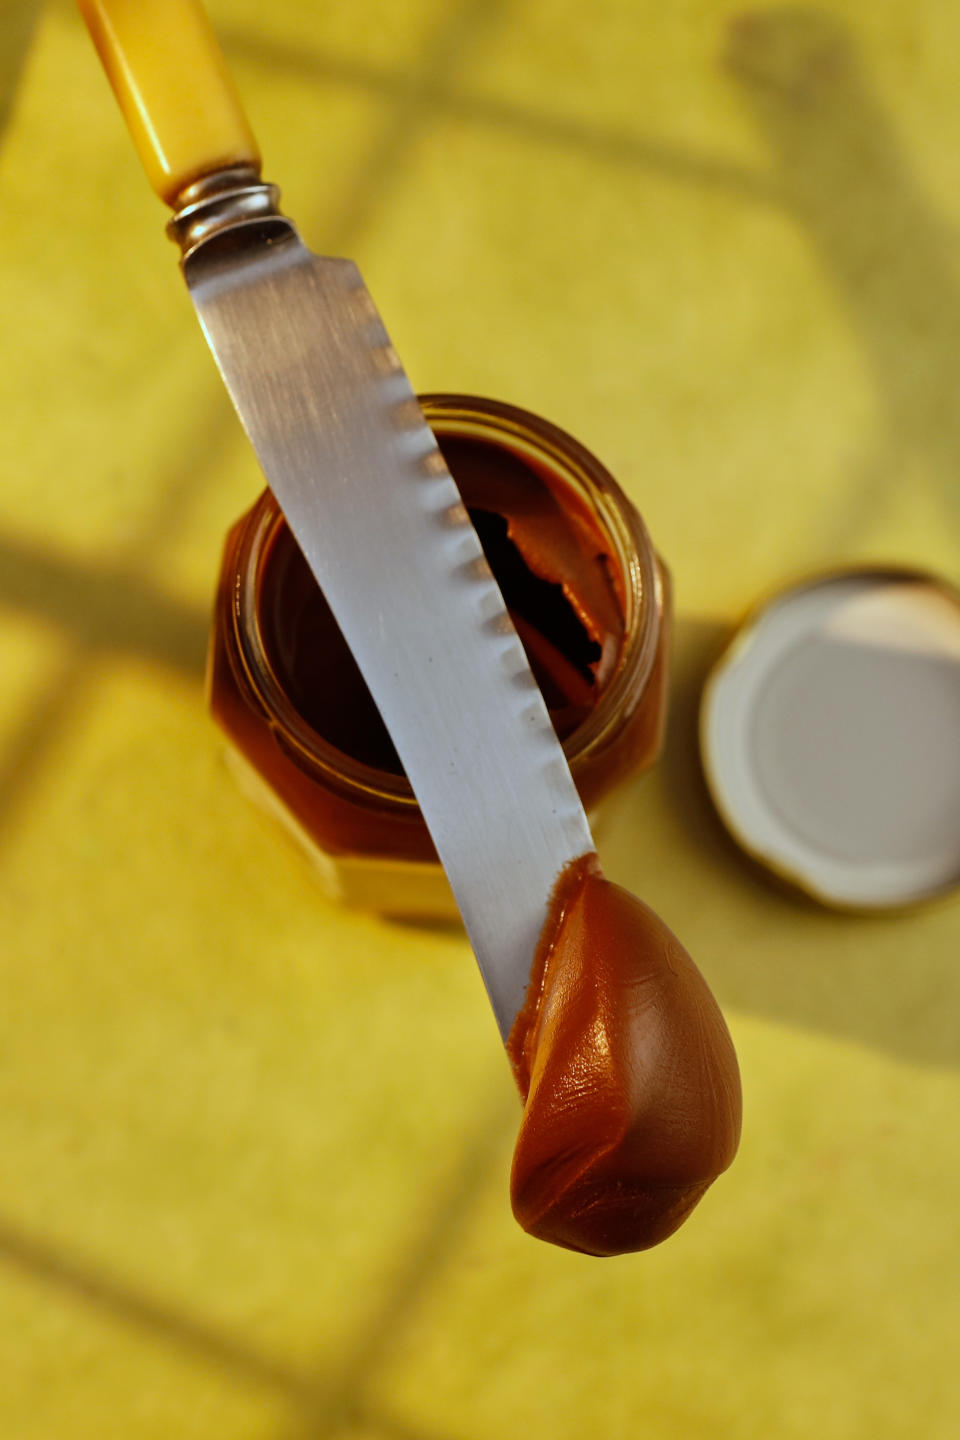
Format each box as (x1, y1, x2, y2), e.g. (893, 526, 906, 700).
(1, 2, 959, 1436)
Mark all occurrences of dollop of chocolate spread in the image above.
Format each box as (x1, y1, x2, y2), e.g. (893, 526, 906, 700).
(508, 857, 742, 1257)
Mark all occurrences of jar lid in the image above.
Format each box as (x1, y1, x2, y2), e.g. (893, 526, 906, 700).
(700, 568, 960, 910)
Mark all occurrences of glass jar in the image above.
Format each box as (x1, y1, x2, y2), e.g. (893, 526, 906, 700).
(208, 394, 670, 919)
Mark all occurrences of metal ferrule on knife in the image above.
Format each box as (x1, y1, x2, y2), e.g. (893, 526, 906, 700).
(166, 167, 291, 263)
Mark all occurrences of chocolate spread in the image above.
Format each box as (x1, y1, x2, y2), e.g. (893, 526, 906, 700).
(508, 856, 742, 1256)
(259, 434, 624, 769)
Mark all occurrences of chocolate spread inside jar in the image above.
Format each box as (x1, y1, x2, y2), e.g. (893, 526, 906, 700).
(257, 430, 629, 775)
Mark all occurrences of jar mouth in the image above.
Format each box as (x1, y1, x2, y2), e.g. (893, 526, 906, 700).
(231, 394, 662, 812)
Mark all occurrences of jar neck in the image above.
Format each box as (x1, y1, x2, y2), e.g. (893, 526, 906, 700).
(230, 394, 661, 811)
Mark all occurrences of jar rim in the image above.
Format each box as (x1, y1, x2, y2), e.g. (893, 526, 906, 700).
(230, 393, 663, 812)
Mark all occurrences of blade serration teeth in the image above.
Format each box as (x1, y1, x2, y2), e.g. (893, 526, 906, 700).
(349, 284, 379, 319)
(372, 343, 402, 374)
(476, 589, 507, 622)
(503, 642, 538, 681)
(393, 397, 425, 430)
(457, 552, 492, 580)
(510, 666, 540, 692)
(483, 612, 515, 636)
(421, 448, 448, 476)
(393, 426, 436, 461)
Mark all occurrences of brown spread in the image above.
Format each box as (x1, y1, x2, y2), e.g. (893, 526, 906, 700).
(508, 856, 742, 1256)
(259, 434, 625, 772)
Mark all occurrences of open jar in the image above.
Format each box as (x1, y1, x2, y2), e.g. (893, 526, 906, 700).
(208, 394, 671, 919)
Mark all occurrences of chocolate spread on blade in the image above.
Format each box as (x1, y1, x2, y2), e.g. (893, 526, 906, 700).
(259, 435, 624, 772)
(508, 856, 742, 1257)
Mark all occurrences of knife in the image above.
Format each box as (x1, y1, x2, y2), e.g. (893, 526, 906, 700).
(76, 0, 597, 1040)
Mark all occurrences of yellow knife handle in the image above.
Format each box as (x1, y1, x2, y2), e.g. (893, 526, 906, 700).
(77, 0, 261, 205)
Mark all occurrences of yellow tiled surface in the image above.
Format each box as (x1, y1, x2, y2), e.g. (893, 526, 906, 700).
(2, 2, 960, 1436)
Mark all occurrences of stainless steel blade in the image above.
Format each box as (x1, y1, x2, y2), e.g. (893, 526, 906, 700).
(184, 221, 595, 1039)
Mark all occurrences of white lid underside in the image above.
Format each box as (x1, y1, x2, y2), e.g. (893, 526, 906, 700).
(702, 572, 960, 908)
